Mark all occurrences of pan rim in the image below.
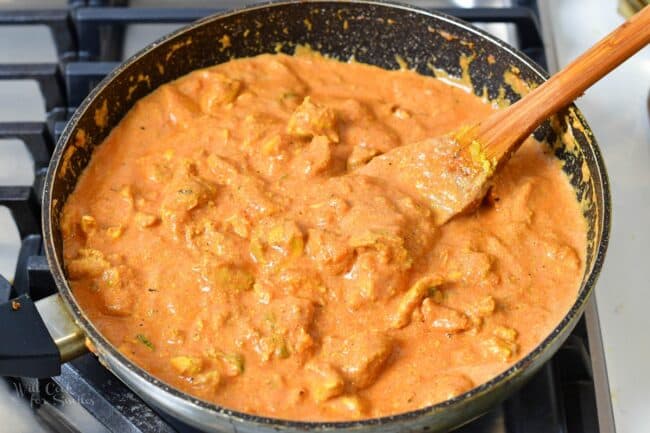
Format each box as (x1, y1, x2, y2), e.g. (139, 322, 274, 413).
(42, 0, 612, 429)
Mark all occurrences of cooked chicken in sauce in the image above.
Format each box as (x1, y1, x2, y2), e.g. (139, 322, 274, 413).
(62, 53, 585, 420)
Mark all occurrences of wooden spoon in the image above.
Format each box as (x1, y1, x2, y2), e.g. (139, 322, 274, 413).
(360, 5, 650, 225)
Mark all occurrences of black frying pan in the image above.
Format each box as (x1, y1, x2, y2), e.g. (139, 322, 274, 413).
(0, 2, 610, 432)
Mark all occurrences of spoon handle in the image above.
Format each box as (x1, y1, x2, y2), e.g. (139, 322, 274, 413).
(478, 5, 650, 161)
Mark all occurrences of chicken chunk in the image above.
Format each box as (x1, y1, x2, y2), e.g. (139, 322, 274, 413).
(326, 331, 393, 389)
(135, 211, 159, 228)
(251, 297, 317, 362)
(200, 263, 255, 293)
(391, 275, 443, 329)
(343, 251, 410, 308)
(192, 370, 222, 393)
(305, 362, 345, 402)
(482, 326, 519, 362)
(446, 249, 496, 286)
(196, 72, 241, 114)
(153, 85, 201, 128)
(540, 237, 581, 272)
(67, 248, 110, 279)
(291, 135, 333, 176)
(160, 161, 216, 235)
(170, 356, 203, 376)
(305, 228, 354, 275)
(287, 97, 339, 143)
(97, 266, 135, 316)
(421, 298, 471, 333)
(347, 145, 380, 170)
(206, 153, 240, 185)
(250, 218, 304, 264)
(80, 215, 96, 235)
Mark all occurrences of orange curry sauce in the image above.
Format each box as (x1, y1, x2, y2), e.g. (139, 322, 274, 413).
(61, 53, 586, 421)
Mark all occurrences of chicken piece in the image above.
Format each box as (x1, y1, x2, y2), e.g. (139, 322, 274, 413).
(306, 192, 351, 229)
(326, 331, 393, 389)
(192, 370, 221, 392)
(305, 362, 346, 402)
(540, 237, 581, 272)
(200, 263, 255, 293)
(446, 249, 496, 286)
(291, 135, 333, 176)
(206, 348, 245, 376)
(163, 166, 214, 213)
(305, 228, 354, 275)
(224, 214, 251, 239)
(250, 296, 317, 362)
(80, 215, 96, 235)
(271, 297, 316, 335)
(250, 218, 304, 264)
(469, 295, 496, 317)
(482, 327, 519, 362)
(97, 266, 135, 316)
(195, 72, 241, 114)
(272, 297, 316, 353)
(343, 252, 405, 308)
(118, 185, 135, 208)
(106, 225, 124, 240)
(493, 325, 518, 342)
(348, 229, 411, 269)
(438, 374, 474, 400)
(187, 222, 245, 264)
(342, 229, 414, 307)
(287, 97, 339, 143)
(256, 264, 326, 303)
(233, 177, 281, 219)
(153, 85, 201, 128)
(160, 161, 216, 235)
(260, 133, 282, 156)
(347, 145, 380, 170)
(134, 211, 159, 228)
(221, 353, 245, 376)
(254, 335, 290, 362)
(140, 156, 173, 184)
(170, 356, 203, 376)
(67, 248, 111, 279)
(421, 298, 471, 333)
(206, 153, 240, 185)
(241, 113, 285, 153)
(163, 327, 185, 345)
(391, 275, 443, 329)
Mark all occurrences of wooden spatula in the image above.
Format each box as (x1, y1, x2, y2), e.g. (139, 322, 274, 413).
(360, 5, 650, 225)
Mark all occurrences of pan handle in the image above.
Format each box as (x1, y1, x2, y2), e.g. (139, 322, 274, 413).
(0, 293, 86, 378)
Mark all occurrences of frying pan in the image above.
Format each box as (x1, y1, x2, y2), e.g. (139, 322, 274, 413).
(0, 1, 610, 432)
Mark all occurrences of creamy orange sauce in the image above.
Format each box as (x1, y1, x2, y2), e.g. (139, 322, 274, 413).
(61, 53, 586, 421)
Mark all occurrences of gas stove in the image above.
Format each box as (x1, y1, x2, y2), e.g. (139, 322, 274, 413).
(0, 1, 616, 432)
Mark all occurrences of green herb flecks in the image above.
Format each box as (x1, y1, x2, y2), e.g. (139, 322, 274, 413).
(136, 334, 155, 351)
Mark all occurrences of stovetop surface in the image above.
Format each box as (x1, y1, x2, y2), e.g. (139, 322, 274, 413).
(0, 1, 614, 432)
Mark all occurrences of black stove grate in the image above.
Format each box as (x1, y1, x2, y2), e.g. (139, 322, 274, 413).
(0, 2, 609, 432)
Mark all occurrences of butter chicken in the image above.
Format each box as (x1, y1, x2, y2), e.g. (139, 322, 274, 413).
(61, 53, 586, 421)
